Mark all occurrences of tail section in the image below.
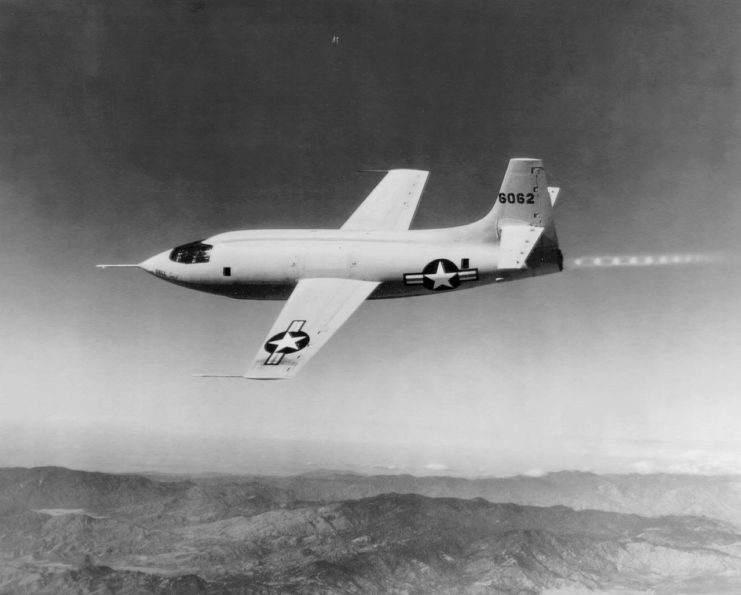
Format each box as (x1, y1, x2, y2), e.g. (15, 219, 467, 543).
(489, 158, 554, 231)
(461, 158, 563, 273)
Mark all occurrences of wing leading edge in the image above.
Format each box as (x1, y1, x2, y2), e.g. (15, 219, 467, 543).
(245, 278, 380, 379)
(341, 169, 429, 231)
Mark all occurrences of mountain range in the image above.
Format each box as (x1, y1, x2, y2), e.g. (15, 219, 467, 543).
(1, 467, 741, 593)
(256, 469, 741, 528)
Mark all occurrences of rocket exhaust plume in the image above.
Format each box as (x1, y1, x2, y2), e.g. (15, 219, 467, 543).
(568, 252, 727, 269)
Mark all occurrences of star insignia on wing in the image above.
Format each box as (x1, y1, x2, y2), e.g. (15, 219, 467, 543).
(269, 332, 306, 353)
(263, 321, 311, 365)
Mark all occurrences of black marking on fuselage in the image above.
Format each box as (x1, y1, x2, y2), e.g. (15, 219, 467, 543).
(403, 258, 479, 291)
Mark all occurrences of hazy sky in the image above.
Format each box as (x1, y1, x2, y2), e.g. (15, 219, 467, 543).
(1, 0, 740, 476)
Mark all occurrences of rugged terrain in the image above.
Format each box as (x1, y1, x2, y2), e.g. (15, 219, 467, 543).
(257, 470, 741, 528)
(1, 467, 741, 594)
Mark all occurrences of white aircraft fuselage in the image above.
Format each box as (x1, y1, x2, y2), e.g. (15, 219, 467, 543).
(140, 223, 561, 301)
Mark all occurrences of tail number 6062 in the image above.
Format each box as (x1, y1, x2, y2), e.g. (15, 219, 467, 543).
(498, 192, 535, 204)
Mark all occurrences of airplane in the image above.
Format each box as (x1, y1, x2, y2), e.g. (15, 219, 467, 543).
(98, 158, 563, 379)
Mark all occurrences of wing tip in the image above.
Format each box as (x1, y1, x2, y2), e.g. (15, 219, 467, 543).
(243, 371, 292, 380)
(194, 372, 288, 381)
(192, 374, 246, 378)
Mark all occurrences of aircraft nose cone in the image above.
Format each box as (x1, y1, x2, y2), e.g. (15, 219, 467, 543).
(139, 251, 169, 274)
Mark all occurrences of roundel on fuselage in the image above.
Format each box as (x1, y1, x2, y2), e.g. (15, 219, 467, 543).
(403, 259, 479, 291)
(420, 259, 461, 291)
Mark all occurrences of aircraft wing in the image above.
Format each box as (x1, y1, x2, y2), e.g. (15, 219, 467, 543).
(245, 278, 380, 379)
(341, 169, 429, 231)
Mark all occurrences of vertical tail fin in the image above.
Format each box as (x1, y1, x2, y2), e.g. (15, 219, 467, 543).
(464, 158, 557, 241)
(461, 158, 562, 272)
(491, 158, 553, 230)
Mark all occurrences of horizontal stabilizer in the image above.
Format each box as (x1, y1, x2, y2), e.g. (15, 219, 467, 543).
(547, 186, 560, 207)
(498, 225, 545, 269)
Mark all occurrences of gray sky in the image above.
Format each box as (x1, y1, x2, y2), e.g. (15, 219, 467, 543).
(1, 0, 740, 476)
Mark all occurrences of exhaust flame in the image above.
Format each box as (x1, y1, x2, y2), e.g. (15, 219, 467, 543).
(569, 252, 726, 269)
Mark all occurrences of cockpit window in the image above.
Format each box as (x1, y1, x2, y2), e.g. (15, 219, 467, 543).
(169, 240, 212, 264)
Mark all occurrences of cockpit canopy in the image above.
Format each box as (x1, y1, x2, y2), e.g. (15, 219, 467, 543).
(169, 240, 212, 264)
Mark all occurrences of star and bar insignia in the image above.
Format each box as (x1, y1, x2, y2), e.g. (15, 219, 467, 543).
(404, 259, 478, 291)
(263, 320, 310, 365)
